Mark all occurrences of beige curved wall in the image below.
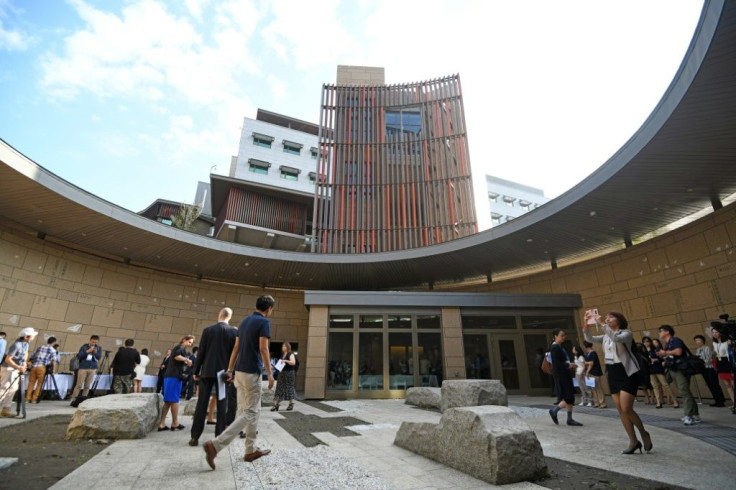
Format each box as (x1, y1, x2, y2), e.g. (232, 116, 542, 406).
(0, 221, 309, 382)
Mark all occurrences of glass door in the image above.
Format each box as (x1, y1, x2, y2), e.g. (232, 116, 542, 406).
(463, 334, 491, 379)
(489, 334, 525, 393)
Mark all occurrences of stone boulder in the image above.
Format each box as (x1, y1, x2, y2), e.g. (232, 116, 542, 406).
(441, 379, 507, 412)
(183, 396, 201, 416)
(261, 380, 275, 405)
(405, 387, 441, 409)
(66, 394, 163, 440)
(394, 406, 546, 485)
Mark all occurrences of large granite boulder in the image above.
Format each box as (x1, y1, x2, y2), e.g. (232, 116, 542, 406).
(394, 406, 546, 485)
(405, 387, 441, 409)
(183, 396, 201, 416)
(66, 394, 163, 440)
(441, 379, 507, 412)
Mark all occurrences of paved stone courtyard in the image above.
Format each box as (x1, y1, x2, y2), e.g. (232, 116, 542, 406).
(2, 395, 735, 489)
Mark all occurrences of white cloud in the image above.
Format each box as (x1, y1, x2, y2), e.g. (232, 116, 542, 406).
(0, 0, 33, 51)
(261, 0, 358, 69)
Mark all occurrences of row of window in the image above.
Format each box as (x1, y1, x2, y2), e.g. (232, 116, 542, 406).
(252, 132, 320, 159)
(490, 213, 517, 225)
(488, 193, 541, 211)
(247, 159, 317, 184)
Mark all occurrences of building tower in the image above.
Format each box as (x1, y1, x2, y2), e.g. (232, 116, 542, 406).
(312, 73, 478, 253)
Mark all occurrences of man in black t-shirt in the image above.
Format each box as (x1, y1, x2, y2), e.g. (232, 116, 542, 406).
(111, 339, 141, 394)
(658, 325, 700, 425)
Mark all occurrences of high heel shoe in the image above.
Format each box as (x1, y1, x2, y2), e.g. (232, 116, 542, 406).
(270, 405, 279, 412)
(642, 431, 653, 453)
(622, 441, 642, 454)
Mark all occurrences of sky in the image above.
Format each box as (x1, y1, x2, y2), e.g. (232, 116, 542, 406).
(0, 0, 704, 230)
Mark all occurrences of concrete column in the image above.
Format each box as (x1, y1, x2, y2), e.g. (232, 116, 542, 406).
(304, 306, 328, 399)
(440, 307, 466, 380)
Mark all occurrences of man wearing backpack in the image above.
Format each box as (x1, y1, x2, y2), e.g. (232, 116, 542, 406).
(658, 325, 701, 426)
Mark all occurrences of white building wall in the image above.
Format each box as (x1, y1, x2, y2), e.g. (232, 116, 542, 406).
(486, 175, 550, 227)
(232, 117, 319, 195)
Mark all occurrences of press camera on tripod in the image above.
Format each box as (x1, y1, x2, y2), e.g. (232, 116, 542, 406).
(710, 313, 736, 341)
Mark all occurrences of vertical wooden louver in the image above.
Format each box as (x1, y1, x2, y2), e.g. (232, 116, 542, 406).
(312, 74, 478, 253)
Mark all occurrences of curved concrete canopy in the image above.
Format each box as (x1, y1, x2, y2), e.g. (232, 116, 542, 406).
(1, 0, 735, 291)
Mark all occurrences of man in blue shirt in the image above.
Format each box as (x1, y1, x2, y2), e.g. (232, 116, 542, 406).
(26, 336, 57, 403)
(203, 295, 275, 469)
(70, 335, 102, 402)
(658, 325, 700, 425)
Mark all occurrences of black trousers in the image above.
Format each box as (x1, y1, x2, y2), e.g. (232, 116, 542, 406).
(225, 382, 237, 426)
(190, 377, 228, 441)
(702, 368, 726, 404)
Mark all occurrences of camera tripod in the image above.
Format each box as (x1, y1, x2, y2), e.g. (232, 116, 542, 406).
(0, 370, 27, 419)
(40, 364, 62, 401)
(87, 351, 111, 398)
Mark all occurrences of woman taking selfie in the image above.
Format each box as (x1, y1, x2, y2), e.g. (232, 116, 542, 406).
(584, 311, 652, 454)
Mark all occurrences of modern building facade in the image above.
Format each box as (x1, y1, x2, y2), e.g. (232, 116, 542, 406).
(230, 109, 320, 195)
(312, 73, 478, 253)
(0, 1, 734, 402)
(486, 175, 549, 226)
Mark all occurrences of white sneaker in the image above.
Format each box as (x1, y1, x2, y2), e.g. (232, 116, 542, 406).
(692, 416, 702, 424)
(683, 416, 694, 425)
(586, 402, 594, 407)
(578, 402, 585, 406)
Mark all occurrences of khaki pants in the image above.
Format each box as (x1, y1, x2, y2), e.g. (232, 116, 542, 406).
(26, 365, 47, 402)
(0, 367, 21, 410)
(212, 372, 262, 454)
(650, 373, 676, 405)
(670, 370, 698, 417)
(590, 375, 605, 406)
(71, 369, 96, 399)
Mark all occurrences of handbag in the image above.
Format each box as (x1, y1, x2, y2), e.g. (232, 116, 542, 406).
(541, 353, 553, 375)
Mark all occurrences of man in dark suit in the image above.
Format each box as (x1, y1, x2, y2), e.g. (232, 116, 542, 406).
(189, 307, 237, 447)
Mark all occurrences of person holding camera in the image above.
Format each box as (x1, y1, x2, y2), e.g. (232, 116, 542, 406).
(658, 325, 700, 425)
(584, 311, 651, 454)
(70, 335, 102, 402)
(26, 336, 57, 403)
(711, 327, 734, 412)
(0, 327, 37, 417)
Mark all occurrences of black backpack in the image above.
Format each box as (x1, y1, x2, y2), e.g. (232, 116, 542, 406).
(293, 354, 300, 373)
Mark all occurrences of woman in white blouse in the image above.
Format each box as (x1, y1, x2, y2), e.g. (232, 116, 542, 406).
(133, 348, 150, 393)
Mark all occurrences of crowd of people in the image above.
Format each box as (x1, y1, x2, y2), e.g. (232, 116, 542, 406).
(545, 309, 735, 454)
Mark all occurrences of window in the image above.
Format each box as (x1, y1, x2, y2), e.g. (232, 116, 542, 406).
(308, 172, 317, 185)
(488, 192, 499, 203)
(505, 215, 515, 222)
(282, 140, 303, 156)
(461, 316, 516, 329)
(385, 106, 421, 140)
(161, 218, 172, 226)
(279, 165, 300, 181)
(248, 158, 270, 175)
(503, 196, 516, 207)
(519, 200, 531, 211)
(252, 132, 274, 148)
(310, 147, 320, 160)
(490, 213, 502, 226)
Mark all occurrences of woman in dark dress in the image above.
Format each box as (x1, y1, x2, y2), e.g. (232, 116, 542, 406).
(271, 342, 297, 411)
(548, 328, 583, 426)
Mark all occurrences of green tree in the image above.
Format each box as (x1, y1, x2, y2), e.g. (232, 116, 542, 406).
(170, 203, 202, 231)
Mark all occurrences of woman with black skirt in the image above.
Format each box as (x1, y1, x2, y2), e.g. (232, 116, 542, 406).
(584, 311, 652, 454)
(548, 328, 583, 427)
(271, 342, 297, 411)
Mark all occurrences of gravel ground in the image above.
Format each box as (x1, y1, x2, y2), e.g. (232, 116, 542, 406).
(231, 445, 394, 490)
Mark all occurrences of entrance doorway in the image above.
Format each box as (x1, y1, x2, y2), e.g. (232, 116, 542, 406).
(463, 333, 524, 392)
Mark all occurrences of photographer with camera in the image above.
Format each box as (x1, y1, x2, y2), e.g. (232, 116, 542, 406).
(0, 327, 37, 417)
(657, 325, 700, 425)
(26, 336, 57, 403)
(70, 335, 102, 403)
(711, 325, 734, 413)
